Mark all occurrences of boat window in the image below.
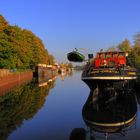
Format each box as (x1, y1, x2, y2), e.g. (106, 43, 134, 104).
(118, 52, 124, 57)
(106, 53, 111, 58)
(113, 53, 118, 58)
(96, 53, 99, 58)
(88, 54, 93, 59)
(99, 53, 105, 59)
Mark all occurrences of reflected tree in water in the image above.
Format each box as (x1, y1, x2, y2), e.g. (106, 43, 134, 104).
(0, 79, 55, 140)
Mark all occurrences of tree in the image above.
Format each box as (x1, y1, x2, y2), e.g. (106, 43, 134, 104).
(0, 14, 55, 69)
(48, 54, 55, 65)
(129, 33, 140, 69)
(106, 46, 117, 52)
(117, 39, 131, 52)
(0, 15, 9, 32)
(134, 32, 140, 47)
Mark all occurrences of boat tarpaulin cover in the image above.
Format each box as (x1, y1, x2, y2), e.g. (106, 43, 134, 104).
(67, 51, 85, 62)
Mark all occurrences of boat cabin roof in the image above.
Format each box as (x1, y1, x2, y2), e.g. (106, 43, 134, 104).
(97, 51, 126, 54)
(95, 51, 128, 59)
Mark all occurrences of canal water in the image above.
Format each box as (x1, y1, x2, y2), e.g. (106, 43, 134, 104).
(0, 71, 140, 140)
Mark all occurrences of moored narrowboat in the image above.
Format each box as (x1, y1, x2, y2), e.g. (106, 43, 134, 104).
(81, 51, 137, 90)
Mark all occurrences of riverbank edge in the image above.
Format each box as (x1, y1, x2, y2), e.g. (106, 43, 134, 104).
(0, 71, 33, 96)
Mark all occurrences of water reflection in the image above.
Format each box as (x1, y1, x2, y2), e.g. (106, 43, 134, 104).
(134, 83, 140, 106)
(58, 69, 73, 81)
(70, 87, 138, 140)
(0, 78, 56, 140)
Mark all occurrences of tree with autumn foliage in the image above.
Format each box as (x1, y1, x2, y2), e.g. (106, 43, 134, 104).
(0, 15, 54, 69)
(132, 33, 140, 69)
(109, 37, 140, 69)
(117, 39, 131, 52)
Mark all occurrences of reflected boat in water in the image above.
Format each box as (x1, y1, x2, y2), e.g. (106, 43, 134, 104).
(69, 89, 137, 140)
(58, 69, 73, 81)
(82, 88, 137, 139)
(134, 82, 140, 106)
(38, 75, 57, 87)
(69, 87, 137, 140)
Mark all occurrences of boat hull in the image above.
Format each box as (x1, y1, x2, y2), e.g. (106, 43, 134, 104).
(82, 78, 136, 90)
(81, 71, 137, 90)
(82, 68, 137, 90)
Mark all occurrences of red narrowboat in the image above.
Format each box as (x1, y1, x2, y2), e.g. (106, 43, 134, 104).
(82, 51, 137, 90)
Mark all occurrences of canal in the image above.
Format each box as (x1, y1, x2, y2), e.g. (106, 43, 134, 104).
(0, 71, 140, 140)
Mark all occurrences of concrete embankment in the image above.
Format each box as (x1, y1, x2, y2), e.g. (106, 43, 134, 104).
(0, 71, 33, 96)
(0, 64, 59, 95)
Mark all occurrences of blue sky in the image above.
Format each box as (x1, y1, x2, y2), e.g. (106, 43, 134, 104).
(0, 0, 140, 63)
